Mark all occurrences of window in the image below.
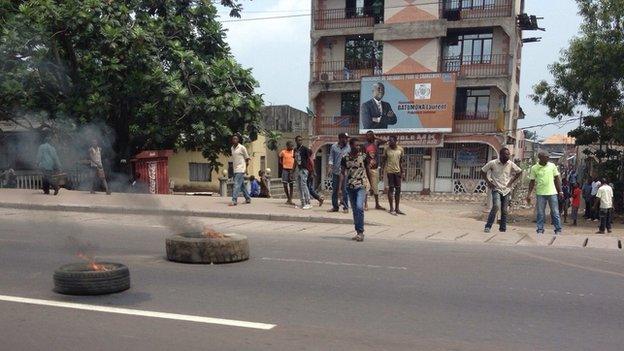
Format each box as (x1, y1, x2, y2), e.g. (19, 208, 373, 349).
(344, 35, 382, 69)
(189, 163, 212, 182)
(341, 92, 360, 117)
(455, 88, 490, 119)
(444, 31, 493, 64)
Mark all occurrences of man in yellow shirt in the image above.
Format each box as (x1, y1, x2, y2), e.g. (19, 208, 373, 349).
(381, 135, 405, 215)
(526, 150, 564, 234)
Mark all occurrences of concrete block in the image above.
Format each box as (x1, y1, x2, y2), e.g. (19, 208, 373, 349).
(551, 235, 588, 248)
(516, 233, 555, 246)
(585, 236, 621, 250)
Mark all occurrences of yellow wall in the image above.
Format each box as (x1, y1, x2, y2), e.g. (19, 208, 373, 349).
(168, 135, 267, 192)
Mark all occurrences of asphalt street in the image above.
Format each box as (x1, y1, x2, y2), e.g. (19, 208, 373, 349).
(1, 208, 624, 350)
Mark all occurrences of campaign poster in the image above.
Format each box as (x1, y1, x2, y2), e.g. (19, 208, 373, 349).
(359, 73, 456, 134)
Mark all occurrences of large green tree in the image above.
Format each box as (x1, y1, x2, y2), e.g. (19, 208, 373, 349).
(0, 0, 261, 169)
(531, 0, 624, 181)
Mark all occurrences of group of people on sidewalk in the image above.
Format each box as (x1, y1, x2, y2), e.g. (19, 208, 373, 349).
(482, 149, 616, 235)
(228, 131, 407, 242)
(34, 133, 111, 196)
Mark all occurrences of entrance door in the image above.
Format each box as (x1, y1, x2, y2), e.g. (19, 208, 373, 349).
(435, 148, 454, 192)
(402, 147, 424, 192)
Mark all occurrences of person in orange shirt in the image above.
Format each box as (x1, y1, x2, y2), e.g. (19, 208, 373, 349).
(279, 141, 296, 205)
(570, 182, 582, 226)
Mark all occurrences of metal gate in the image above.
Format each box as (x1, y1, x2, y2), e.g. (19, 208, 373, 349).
(402, 147, 424, 192)
(435, 144, 490, 193)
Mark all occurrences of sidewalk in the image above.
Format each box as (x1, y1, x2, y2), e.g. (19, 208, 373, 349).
(1, 189, 621, 250)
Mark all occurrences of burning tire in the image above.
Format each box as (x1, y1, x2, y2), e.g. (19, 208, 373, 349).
(166, 233, 249, 264)
(53, 262, 130, 295)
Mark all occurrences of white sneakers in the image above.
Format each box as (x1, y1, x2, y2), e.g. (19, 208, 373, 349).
(302, 204, 313, 210)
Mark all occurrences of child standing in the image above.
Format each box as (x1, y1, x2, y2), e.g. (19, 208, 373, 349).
(571, 182, 582, 226)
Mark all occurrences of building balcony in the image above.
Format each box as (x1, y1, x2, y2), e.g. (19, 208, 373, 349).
(453, 111, 501, 133)
(440, 0, 513, 21)
(442, 54, 511, 78)
(313, 7, 382, 30)
(311, 60, 382, 83)
(314, 115, 359, 136)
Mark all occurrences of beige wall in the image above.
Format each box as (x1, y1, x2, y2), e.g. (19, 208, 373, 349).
(382, 38, 439, 74)
(384, 0, 439, 23)
(168, 135, 267, 192)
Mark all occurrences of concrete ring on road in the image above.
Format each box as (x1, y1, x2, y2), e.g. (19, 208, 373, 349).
(53, 262, 131, 295)
(165, 233, 249, 264)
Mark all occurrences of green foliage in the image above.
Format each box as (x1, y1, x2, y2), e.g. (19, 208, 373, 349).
(0, 0, 262, 169)
(264, 130, 283, 152)
(531, 0, 623, 181)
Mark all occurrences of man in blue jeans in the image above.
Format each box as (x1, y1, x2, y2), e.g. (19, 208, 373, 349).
(481, 148, 523, 233)
(229, 134, 251, 206)
(339, 137, 372, 242)
(526, 150, 564, 234)
(328, 132, 350, 213)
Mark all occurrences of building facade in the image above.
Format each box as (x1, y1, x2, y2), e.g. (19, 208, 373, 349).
(309, 0, 525, 193)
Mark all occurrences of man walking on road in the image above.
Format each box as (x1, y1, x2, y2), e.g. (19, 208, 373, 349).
(525, 150, 564, 235)
(590, 178, 602, 221)
(363, 130, 386, 211)
(328, 133, 350, 213)
(36, 133, 62, 195)
(229, 134, 251, 206)
(339, 137, 373, 242)
(582, 178, 593, 219)
(381, 135, 405, 215)
(594, 178, 614, 234)
(279, 141, 296, 205)
(294, 135, 312, 210)
(88, 137, 111, 195)
(481, 147, 522, 233)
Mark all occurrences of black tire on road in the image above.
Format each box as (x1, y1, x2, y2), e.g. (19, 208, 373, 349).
(53, 262, 130, 295)
(166, 233, 249, 264)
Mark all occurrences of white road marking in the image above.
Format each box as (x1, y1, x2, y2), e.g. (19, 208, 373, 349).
(0, 295, 275, 330)
(261, 257, 407, 270)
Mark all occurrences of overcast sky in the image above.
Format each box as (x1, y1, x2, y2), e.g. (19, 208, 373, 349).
(217, 0, 583, 140)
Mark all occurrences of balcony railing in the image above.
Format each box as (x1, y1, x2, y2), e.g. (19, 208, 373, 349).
(311, 59, 382, 82)
(453, 111, 501, 133)
(441, 54, 511, 78)
(440, 0, 513, 20)
(313, 7, 382, 30)
(315, 115, 359, 136)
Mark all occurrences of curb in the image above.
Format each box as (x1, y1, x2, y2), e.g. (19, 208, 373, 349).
(0, 202, 380, 226)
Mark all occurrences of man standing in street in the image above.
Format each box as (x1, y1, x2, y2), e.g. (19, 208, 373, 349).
(525, 150, 564, 235)
(328, 133, 350, 213)
(381, 135, 405, 215)
(582, 178, 593, 219)
(339, 137, 373, 242)
(229, 134, 251, 206)
(481, 148, 523, 233)
(279, 141, 296, 205)
(594, 178, 614, 234)
(88, 137, 111, 195)
(590, 177, 602, 221)
(36, 133, 62, 195)
(363, 130, 386, 211)
(294, 135, 312, 210)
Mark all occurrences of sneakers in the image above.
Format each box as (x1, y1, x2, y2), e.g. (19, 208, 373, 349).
(554, 230, 562, 235)
(302, 204, 312, 210)
(352, 232, 364, 242)
(484, 227, 491, 233)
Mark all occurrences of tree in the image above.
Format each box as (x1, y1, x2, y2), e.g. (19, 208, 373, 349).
(0, 0, 261, 170)
(531, 0, 624, 182)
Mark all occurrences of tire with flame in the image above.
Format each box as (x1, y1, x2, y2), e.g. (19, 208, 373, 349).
(53, 262, 130, 295)
(166, 233, 249, 264)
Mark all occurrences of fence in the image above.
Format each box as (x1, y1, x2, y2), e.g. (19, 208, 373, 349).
(313, 7, 381, 30)
(314, 115, 360, 136)
(1, 170, 91, 190)
(441, 54, 511, 78)
(440, 0, 513, 20)
(311, 60, 382, 82)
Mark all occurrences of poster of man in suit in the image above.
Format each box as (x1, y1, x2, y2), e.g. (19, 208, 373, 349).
(360, 82, 397, 130)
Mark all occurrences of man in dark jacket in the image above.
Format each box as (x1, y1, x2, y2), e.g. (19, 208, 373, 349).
(360, 82, 397, 130)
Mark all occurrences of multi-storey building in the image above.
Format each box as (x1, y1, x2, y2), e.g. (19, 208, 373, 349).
(309, 0, 526, 193)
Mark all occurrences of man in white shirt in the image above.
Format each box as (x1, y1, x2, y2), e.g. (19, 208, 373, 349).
(590, 178, 602, 221)
(481, 148, 523, 233)
(229, 134, 251, 206)
(88, 138, 110, 195)
(594, 178, 614, 234)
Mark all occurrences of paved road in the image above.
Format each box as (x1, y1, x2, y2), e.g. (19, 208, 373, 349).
(2, 209, 624, 350)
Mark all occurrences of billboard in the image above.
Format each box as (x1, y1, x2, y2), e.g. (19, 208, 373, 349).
(359, 73, 456, 134)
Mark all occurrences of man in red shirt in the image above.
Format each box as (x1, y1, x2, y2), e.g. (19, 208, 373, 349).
(570, 182, 582, 226)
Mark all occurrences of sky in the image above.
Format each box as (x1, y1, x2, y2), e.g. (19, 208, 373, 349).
(217, 0, 583, 140)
